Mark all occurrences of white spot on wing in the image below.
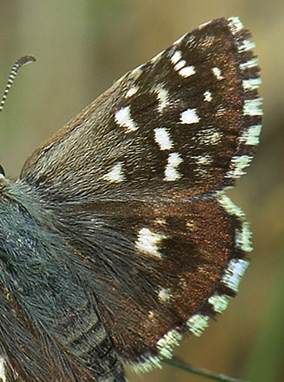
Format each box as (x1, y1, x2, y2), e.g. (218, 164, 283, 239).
(217, 193, 253, 252)
(180, 108, 199, 124)
(217, 193, 245, 219)
(243, 78, 262, 90)
(187, 314, 209, 337)
(128, 355, 161, 373)
(239, 39, 256, 52)
(243, 78, 261, 90)
(222, 259, 249, 292)
(115, 106, 138, 132)
(212, 67, 224, 80)
(228, 16, 244, 34)
(244, 98, 263, 116)
(174, 59, 186, 71)
(171, 49, 195, 78)
(235, 224, 253, 252)
(228, 155, 253, 178)
(239, 125, 261, 146)
(240, 58, 259, 70)
(126, 87, 138, 98)
(179, 65, 196, 77)
(135, 228, 165, 258)
(154, 85, 169, 112)
(157, 329, 182, 358)
(154, 128, 173, 150)
(103, 162, 125, 183)
(208, 294, 230, 313)
(164, 152, 183, 181)
(127, 356, 162, 373)
(158, 288, 172, 302)
(204, 90, 212, 102)
(171, 50, 182, 64)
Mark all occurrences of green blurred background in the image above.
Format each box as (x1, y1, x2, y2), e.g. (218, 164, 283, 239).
(0, 1, 283, 381)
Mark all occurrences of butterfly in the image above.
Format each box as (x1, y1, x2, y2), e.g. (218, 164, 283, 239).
(0, 16, 261, 382)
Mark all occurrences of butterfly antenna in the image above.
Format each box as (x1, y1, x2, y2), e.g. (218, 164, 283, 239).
(0, 55, 36, 114)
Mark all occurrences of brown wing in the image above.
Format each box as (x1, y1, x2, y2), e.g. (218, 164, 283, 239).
(18, 17, 261, 370)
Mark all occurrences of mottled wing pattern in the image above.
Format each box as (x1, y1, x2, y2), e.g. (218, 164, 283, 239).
(21, 18, 261, 202)
(19, 17, 261, 375)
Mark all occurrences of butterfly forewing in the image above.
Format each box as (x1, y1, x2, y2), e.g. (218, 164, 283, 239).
(21, 18, 261, 201)
(13, 17, 262, 377)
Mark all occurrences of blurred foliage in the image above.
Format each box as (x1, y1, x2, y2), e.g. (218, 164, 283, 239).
(0, 1, 283, 381)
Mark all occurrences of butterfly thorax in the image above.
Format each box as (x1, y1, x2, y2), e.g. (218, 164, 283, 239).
(0, 178, 125, 382)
